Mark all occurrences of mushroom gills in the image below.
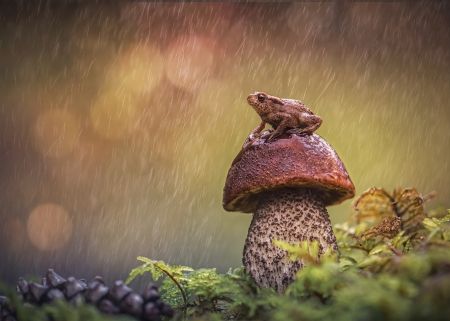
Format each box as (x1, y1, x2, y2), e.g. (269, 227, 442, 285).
(243, 187, 338, 294)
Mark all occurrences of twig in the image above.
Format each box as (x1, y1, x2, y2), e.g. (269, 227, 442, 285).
(386, 244, 402, 256)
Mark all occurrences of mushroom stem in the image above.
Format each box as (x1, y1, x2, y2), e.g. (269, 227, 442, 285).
(243, 187, 338, 293)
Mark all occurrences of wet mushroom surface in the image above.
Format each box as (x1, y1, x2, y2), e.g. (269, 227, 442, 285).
(223, 132, 355, 293)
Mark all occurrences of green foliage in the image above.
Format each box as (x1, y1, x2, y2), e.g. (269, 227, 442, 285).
(127, 187, 450, 321)
(126, 257, 194, 285)
(2, 187, 449, 320)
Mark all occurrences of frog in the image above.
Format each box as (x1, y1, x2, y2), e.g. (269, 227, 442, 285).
(246, 92, 322, 142)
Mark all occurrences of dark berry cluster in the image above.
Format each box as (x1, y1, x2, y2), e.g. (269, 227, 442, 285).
(0, 296, 15, 321)
(0, 269, 173, 321)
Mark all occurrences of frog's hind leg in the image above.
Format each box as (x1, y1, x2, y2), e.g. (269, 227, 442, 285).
(301, 115, 322, 135)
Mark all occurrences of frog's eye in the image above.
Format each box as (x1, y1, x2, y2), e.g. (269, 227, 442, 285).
(257, 94, 265, 102)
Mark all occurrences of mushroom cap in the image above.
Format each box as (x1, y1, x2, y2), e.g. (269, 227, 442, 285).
(223, 133, 355, 213)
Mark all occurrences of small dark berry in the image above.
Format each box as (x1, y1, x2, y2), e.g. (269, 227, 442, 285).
(108, 280, 132, 304)
(46, 269, 67, 289)
(142, 283, 160, 302)
(143, 302, 161, 321)
(17, 278, 29, 295)
(160, 303, 174, 317)
(46, 289, 65, 303)
(0, 296, 10, 309)
(28, 282, 49, 303)
(91, 276, 106, 285)
(154, 298, 165, 309)
(85, 282, 109, 304)
(98, 299, 120, 315)
(63, 277, 85, 299)
(119, 292, 143, 318)
(1, 309, 11, 318)
(78, 279, 88, 289)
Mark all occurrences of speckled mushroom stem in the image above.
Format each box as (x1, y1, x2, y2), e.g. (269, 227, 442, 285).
(243, 187, 338, 294)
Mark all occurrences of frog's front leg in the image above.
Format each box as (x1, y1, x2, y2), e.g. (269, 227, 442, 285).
(249, 121, 266, 139)
(267, 118, 290, 142)
(242, 121, 266, 149)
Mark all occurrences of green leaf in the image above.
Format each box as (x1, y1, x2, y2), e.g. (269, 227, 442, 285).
(357, 255, 384, 268)
(391, 231, 410, 248)
(340, 256, 358, 265)
(368, 244, 390, 256)
(439, 212, 450, 223)
(136, 256, 154, 263)
(422, 217, 440, 231)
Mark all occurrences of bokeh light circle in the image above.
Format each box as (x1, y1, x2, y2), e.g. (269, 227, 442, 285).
(27, 203, 73, 251)
(90, 91, 143, 140)
(33, 110, 80, 158)
(111, 45, 164, 95)
(165, 36, 214, 91)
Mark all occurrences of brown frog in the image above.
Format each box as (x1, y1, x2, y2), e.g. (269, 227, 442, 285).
(247, 92, 322, 142)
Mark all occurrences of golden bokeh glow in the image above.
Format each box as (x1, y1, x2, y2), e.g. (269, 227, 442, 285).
(110, 45, 164, 96)
(33, 110, 81, 158)
(165, 36, 214, 91)
(27, 203, 73, 251)
(90, 91, 144, 139)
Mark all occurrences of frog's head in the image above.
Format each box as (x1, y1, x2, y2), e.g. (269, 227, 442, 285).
(247, 92, 284, 114)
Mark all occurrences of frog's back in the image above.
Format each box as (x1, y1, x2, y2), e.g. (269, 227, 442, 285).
(281, 98, 313, 115)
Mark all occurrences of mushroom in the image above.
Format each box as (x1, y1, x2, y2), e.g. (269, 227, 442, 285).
(223, 131, 355, 293)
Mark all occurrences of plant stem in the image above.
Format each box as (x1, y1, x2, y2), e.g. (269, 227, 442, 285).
(155, 263, 187, 306)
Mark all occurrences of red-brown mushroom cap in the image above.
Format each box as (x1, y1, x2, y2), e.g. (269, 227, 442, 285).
(223, 133, 355, 213)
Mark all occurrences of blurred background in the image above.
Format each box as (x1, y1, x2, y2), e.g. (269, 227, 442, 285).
(0, 2, 449, 288)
